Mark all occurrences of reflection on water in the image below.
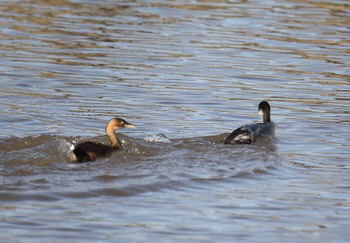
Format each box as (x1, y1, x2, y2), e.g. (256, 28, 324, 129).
(0, 0, 349, 241)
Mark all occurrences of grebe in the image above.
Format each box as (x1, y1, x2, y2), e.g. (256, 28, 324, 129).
(73, 118, 135, 162)
(220, 101, 274, 144)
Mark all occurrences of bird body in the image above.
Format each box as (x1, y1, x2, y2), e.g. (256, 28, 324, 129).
(221, 101, 274, 145)
(72, 118, 135, 162)
(73, 142, 116, 162)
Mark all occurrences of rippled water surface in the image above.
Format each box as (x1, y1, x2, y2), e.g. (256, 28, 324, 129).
(1, 0, 349, 241)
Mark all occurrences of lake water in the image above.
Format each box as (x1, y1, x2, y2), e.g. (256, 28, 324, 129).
(0, 0, 349, 242)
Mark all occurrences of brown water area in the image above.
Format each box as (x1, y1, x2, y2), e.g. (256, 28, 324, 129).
(0, 0, 349, 241)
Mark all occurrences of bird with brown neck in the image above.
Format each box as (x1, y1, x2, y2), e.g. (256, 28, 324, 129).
(73, 118, 135, 162)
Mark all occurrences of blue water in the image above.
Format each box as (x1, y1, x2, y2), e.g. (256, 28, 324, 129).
(0, 0, 349, 242)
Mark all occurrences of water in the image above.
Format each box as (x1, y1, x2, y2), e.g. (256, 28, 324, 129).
(0, 0, 349, 241)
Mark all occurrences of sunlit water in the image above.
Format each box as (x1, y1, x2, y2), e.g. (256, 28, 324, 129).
(0, 0, 349, 241)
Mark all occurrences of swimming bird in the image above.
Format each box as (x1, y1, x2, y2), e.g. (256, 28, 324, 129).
(220, 101, 274, 144)
(73, 118, 135, 162)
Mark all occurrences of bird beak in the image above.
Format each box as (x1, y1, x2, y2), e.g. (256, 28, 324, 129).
(124, 124, 136, 129)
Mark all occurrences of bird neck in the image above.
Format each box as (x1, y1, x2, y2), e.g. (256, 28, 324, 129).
(105, 127, 122, 148)
(263, 112, 271, 123)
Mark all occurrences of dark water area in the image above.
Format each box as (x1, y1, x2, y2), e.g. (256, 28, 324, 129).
(1, 0, 349, 242)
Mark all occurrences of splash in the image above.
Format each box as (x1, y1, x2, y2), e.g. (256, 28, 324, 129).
(144, 134, 171, 143)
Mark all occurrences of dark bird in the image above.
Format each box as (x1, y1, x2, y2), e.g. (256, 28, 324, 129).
(73, 118, 135, 162)
(220, 101, 274, 145)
